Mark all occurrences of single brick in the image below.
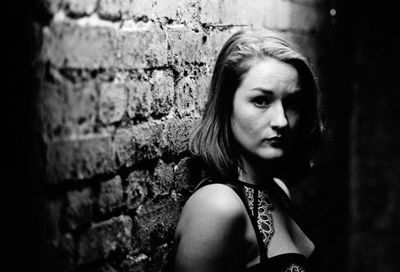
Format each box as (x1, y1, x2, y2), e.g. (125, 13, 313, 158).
(64, 0, 97, 16)
(65, 187, 94, 230)
(129, 121, 163, 161)
(46, 134, 116, 182)
(127, 79, 153, 119)
(98, 0, 153, 20)
(78, 215, 132, 264)
(41, 20, 118, 69)
(117, 23, 168, 68)
(126, 170, 151, 210)
(98, 175, 124, 214)
(166, 26, 211, 65)
(150, 70, 175, 117)
(161, 116, 197, 156)
(98, 0, 181, 21)
(38, 68, 98, 137)
(99, 81, 127, 124)
(114, 121, 163, 168)
(98, 0, 128, 21)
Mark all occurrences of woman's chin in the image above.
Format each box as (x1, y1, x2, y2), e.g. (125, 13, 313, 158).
(251, 149, 286, 163)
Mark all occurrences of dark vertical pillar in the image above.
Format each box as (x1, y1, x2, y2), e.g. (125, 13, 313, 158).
(4, 1, 41, 272)
(338, 1, 400, 271)
(315, 1, 351, 271)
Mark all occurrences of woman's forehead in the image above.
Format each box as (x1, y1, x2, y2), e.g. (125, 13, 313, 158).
(238, 58, 300, 94)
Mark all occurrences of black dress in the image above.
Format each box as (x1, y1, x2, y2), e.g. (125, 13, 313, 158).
(194, 178, 325, 272)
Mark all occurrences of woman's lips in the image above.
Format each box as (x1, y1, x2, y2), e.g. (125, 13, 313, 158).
(264, 136, 284, 145)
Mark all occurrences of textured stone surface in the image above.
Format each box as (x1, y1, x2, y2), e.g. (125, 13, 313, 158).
(46, 134, 116, 182)
(166, 26, 211, 64)
(161, 116, 198, 156)
(39, 75, 98, 137)
(149, 70, 175, 117)
(65, 187, 94, 230)
(127, 78, 152, 119)
(152, 160, 175, 196)
(41, 20, 117, 69)
(64, 0, 97, 16)
(126, 170, 150, 210)
(98, 175, 124, 214)
(113, 121, 163, 167)
(133, 197, 181, 253)
(78, 215, 132, 264)
(117, 23, 168, 68)
(99, 81, 127, 124)
(41, 19, 168, 69)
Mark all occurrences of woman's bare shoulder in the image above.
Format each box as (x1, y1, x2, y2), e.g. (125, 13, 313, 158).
(173, 183, 247, 271)
(177, 183, 246, 234)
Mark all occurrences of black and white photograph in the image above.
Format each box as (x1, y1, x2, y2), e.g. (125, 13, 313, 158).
(5, 0, 399, 272)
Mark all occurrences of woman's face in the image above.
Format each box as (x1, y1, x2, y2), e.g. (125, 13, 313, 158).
(231, 57, 303, 163)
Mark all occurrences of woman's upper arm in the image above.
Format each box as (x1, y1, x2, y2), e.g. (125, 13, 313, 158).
(173, 184, 246, 272)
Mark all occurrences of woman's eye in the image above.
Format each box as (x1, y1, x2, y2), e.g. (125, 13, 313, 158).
(252, 97, 271, 107)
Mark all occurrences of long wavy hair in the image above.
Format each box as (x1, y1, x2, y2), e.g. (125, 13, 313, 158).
(189, 28, 324, 180)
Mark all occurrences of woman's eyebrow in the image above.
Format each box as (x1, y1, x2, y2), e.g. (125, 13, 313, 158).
(250, 88, 274, 94)
(250, 87, 302, 95)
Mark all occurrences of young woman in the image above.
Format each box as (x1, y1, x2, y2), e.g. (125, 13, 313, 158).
(172, 28, 324, 272)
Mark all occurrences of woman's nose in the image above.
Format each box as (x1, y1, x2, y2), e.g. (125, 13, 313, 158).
(269, 100, 288, 129)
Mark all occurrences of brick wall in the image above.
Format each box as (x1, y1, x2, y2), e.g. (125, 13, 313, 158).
(31, 0, 331, 271)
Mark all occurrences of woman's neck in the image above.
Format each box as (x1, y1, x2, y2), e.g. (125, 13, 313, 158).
(238, 157, 276, 186)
